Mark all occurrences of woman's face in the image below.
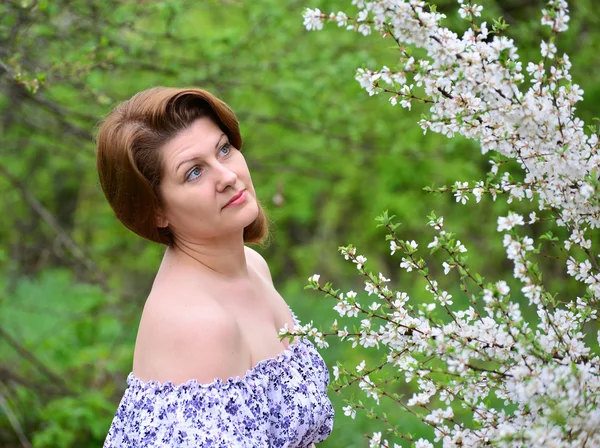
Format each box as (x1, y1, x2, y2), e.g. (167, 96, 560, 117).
(157, 117, 259, 243)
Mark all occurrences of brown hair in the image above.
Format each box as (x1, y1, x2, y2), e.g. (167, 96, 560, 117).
(95, 86, 268, 246)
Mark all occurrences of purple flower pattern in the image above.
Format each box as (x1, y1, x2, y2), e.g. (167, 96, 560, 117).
(103, 311, 334, 447)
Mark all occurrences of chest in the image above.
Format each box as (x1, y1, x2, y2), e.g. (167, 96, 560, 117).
(225, 280, 297, 365)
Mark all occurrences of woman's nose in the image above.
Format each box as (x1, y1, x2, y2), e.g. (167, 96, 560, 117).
(214, 163, 237, 191)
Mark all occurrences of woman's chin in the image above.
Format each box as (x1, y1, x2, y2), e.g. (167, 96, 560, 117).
(218, 202, 259, 231)
(240, 202, 260, 227)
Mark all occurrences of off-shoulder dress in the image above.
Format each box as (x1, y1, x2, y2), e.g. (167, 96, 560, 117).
(103, 310, 334, 447)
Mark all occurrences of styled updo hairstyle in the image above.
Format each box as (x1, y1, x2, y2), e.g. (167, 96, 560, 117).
(95, 87, 268, 246)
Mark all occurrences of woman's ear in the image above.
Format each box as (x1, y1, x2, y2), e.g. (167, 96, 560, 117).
(156, 209, 169, 228)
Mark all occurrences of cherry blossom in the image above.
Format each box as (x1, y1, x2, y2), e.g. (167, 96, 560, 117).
(299, 0, 600, 446)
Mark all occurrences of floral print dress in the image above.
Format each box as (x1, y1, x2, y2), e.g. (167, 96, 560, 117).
(103, 311, 334, 447)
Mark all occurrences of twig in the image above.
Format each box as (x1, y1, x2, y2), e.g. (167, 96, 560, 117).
(0, 162, 108, 289)
(0, 387, 32, 448)
(0, 365, 63, 396)
(0, 325, 72, 395)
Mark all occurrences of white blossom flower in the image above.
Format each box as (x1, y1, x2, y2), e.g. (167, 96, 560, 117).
(438, 291, 453, 306)
(473, 182, 485, 203)
(342, 246, 356, 260)
(459, 3, 483, 19)
(355, 255, 367, 270)
(490, 160, 499, 175)
(332, 365, 340, 381)
(347, 303, 360, 318)
(528, 211, 537, 224)
(429, 216, 444, 229)
(455, 241, 467, 253)
(333, 300, 350, 317)
(342, 404, 356, 419)
(482, 288, 494, 304)
(308, 274, 320, 283)
(357, 23, 371, 36)
(427, 236, 440, 249)
(496, 280, 510, 295)
(364, 282, 377, 296)
(580, 183, 594, 199)
(302, 8, 324, 31)
(400, 258, 416, 272)
(415, 439, 434, 448)
(314, 334, 329, 348)
(369, 432, 382, 447)
(497, 212, 525, 232)
(400, 98, 412, 110)
(369, 302, 381, 312)
(334, 11, 348, 27)
(442, 262, 453, 275)
(356, 360, 366, 372)
(455, 181, 470, 204)
(540, 40, 557, 59)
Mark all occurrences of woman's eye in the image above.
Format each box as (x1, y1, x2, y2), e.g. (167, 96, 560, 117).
(186, 167, 202, 181)
(220, 143, 231, 156)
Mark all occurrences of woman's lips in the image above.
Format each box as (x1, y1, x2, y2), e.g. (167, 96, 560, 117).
(224, 190, 247, 208)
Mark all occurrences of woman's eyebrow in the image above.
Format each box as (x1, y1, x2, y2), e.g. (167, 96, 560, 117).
(174, 133, 226, 173)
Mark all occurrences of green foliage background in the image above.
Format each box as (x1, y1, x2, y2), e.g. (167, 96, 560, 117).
(0, 0, 598, 446)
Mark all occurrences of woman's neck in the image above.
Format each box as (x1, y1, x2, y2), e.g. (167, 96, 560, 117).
(165, 236, 249, 279)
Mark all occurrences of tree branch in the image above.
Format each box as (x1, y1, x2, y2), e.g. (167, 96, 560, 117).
(0, 386, 32, 448)
(0, 326, 71, 395)
(0, 162, 107, 288)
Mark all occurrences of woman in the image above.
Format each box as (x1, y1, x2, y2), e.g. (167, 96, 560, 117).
(96, 87, 334, 447)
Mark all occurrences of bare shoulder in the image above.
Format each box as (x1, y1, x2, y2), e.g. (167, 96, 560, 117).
(244, 246, 296, 336)
(133, 291, 247, 385)
(245, 245, 272, 281)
